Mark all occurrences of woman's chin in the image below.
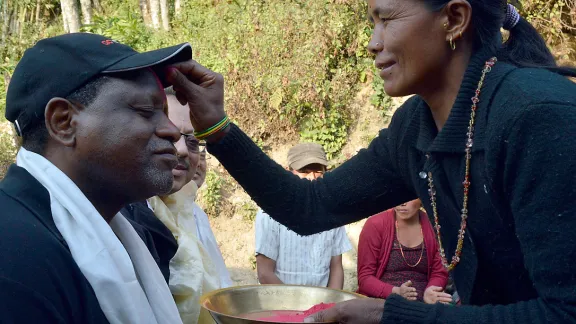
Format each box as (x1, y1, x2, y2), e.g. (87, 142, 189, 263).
(383, 83, 404, 98)
(383, 80, 416, 98)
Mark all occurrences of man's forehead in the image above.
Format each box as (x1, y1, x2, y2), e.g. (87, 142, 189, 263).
(166, 95, 193, 132)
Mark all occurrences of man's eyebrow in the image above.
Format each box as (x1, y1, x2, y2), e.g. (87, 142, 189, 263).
(370, 5, 394, 18)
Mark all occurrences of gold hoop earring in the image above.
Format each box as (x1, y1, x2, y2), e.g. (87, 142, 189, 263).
(459, 31, 463, 39)
(443, 22, 448, 29)
(449, 36, 456, 51)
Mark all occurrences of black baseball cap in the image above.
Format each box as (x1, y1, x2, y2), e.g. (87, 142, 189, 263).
(6, 32, 192, 136)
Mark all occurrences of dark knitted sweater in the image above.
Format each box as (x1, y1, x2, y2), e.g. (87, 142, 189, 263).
(209, 49, 576, 323)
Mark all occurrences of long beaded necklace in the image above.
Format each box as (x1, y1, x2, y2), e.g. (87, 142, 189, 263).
(426, 57, 497, 272)
(395, 220, 425, 267)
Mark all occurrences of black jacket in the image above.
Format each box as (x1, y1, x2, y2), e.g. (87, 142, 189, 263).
(209, 49, 576, 323)
(0, 165, 176, 323)
(0, 165, 109, 323)
(121, 201, 178, 283)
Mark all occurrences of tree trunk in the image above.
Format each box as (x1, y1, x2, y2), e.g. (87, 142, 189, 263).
(11, 2, 18, 37)
(18, 6, 26, 38)
(60, 0, 69, 32)
(159, 0, 169, 31)
(139, 0, 152, 27)
(1, 0, 10, 44)
(175, 0, 181, 16)
(79, 0, 92, 25)
(92, 0, 102, 12)
(35, 0, 42, 24)
(60, 0, 81, 32)
(149, 0, 160, 29)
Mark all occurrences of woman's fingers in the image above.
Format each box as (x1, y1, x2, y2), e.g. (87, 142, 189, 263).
(168, 59, 217, 85)
(437, 296, 454, 303)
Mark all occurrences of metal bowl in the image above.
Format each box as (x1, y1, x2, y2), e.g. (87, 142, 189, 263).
(200, 284, 366, 324)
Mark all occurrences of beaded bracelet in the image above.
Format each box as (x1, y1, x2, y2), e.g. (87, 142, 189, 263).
(194, 116, 230, 140)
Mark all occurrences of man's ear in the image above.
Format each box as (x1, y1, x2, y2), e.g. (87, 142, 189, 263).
(44, 98, 80, 147)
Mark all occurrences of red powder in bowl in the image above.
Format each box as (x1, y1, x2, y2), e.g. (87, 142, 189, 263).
(257, 303, 336, 323)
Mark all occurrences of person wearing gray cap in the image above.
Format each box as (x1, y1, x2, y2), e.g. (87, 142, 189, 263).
(0, 33, 192, 324)
(255, 143, 352, 289)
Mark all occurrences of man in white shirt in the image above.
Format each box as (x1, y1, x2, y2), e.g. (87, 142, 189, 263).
(255, 143, 352, 289)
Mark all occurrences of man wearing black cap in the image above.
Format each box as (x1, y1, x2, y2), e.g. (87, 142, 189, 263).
(0, 33, 192, 324)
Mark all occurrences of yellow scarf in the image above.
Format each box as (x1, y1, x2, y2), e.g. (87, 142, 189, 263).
(149, 182, 220, 324)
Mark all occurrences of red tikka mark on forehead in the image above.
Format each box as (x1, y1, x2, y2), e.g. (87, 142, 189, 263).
(149, 67, 167, 104)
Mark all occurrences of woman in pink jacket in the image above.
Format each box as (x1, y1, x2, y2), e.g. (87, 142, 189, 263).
(357, 199, 450, 304)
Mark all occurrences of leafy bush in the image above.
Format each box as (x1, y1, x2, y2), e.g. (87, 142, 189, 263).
(519, 0, 576, 61)
(0, 124, 16, 179)
(370, 72, 394, 122)
(200, 170, 223, 217)
(238, 201, 258, 223)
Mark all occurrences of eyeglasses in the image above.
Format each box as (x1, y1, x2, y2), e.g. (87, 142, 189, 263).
(180, 133, 206, 153)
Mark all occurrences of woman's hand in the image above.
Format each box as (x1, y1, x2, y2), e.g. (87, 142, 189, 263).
(165, 60, 228, 142)
(423, 286, 453, 304)
(391, 280, 417, 301)
(303, 298, 384, 324)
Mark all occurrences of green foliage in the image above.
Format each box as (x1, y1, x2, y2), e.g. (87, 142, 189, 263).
(0, 125, 16, 179)
(370, 72, 394, 122)
(83, 11, 152, 49)
(238, 201, 258, 223)
(519, 0, 576, 60)
(201, 170, 223, 217)
(300, 108, 349, 160)
(161, 0, 373, 158)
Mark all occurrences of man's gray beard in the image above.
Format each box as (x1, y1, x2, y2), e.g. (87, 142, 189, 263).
(143, 166, 173, 196)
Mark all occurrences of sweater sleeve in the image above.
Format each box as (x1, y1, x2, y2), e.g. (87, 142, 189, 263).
(357, 217, 395, 298)
(208, 107, 417, 235)
(382, 102, 576, 324)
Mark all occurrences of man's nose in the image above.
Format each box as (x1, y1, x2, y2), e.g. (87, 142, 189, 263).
(174, 137, 189, 158)
(367, 33, 383, 55)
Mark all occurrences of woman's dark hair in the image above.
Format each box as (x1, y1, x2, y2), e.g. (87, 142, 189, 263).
(423, 0, 576, 77)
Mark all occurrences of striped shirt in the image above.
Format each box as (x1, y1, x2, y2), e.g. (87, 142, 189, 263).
(255, 209, 352, 287)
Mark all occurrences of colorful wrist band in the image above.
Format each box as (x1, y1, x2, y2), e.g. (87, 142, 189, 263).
(194, 116, 230, 140)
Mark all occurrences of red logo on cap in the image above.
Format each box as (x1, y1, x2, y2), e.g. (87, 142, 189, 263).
(101, 39, 116, 46)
